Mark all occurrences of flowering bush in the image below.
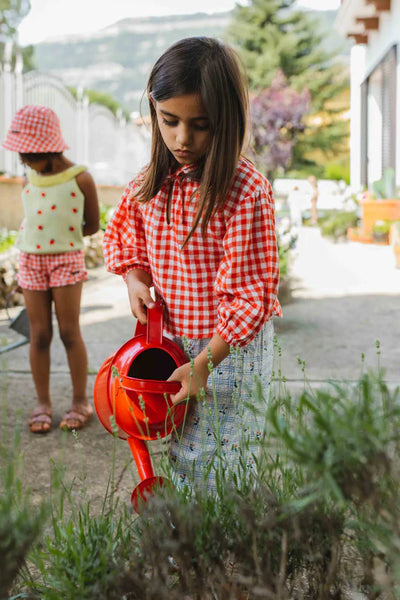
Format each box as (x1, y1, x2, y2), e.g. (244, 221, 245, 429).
(250, 71, 311, 180)
(276, 217, 297, 279)
(0, 229, 17, 253)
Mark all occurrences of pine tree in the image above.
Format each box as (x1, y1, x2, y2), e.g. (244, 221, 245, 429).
(227, 0, 349, 176)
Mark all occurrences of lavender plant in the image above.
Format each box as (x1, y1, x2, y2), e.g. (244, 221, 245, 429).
(9, 360, 400, 599)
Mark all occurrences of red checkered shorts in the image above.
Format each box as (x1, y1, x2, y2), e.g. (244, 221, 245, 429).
(17, 250, 88, 291)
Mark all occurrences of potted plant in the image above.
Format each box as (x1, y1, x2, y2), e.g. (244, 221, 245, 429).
(372, 167, 396, 200)
(372, 220, 391, 244)
(359, 169, 400, 239)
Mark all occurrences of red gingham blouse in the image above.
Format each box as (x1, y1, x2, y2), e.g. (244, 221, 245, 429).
(103, 157, 282, 347)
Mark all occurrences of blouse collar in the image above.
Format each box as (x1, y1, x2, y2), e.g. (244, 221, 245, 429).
(166, 162, 201, 183)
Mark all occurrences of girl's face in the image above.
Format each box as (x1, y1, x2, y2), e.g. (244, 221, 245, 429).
(152, 93, 211, 165)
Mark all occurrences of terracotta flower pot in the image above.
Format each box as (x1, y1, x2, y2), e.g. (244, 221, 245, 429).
(361, 199, 400, 235)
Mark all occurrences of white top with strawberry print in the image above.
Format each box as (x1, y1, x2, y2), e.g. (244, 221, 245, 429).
(17, 165, 86, 254)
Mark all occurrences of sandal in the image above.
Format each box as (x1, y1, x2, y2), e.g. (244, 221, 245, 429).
(29, 409, 52, 434)
(59, 405, 93, 431)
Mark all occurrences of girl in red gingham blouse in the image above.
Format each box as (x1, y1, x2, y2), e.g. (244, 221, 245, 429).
(103, 37, 282, 491)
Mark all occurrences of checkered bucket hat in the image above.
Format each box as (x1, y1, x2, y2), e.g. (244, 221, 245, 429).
(2, 105, 68, 153)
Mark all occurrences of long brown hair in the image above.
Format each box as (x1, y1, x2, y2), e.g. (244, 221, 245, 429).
(135, 37, 249, 245)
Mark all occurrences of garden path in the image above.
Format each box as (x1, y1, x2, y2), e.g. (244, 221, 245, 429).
(275, 226, 400, 390)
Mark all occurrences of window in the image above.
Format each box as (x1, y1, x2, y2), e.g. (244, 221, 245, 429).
(361, 45, 397, 189)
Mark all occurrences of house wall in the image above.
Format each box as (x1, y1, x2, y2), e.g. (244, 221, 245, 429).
(364, 0, 400, 190)
(349, 0, 400, 191)
(367, 66, 383, 185)
(363, 1, 400, 73)
(349, 45, 366, 190)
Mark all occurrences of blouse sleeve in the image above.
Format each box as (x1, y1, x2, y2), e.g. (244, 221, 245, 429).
(215, 181, 281, 347)
(102, 180, 152, 279)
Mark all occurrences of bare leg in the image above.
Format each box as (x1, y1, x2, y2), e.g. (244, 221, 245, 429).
(23, 288, 53, 432)
(52, 282, 93, 429)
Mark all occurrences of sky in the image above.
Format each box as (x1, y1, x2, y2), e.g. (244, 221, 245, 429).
(18, 0, 342, 46)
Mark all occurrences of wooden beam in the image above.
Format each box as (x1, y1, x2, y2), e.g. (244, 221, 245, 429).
(365, 0, 391, 11)
(356, 16, 379, 30)
(347, 33, 369, 44)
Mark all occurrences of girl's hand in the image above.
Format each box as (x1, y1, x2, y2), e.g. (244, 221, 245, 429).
(168, 333, 230, 405)
(126, 269, 154, 324)
(167, 360, 210, 405)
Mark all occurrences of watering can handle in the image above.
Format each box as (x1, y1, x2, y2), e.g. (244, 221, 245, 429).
(134, 300, 164, 345)
(119, 375, 181, 395)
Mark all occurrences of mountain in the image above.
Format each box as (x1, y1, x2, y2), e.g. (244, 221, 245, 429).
(301, 8, 350, 59)
(32, 12, 231, 116)
(30, 9, 346, 117)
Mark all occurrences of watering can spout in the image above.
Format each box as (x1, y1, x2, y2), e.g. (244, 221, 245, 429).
(127, 437, 168, 513)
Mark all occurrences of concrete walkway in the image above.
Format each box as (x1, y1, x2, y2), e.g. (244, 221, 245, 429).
(274, 226, 400, 390)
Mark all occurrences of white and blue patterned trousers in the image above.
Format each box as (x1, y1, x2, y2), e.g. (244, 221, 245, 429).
(169, 319, 274, 492)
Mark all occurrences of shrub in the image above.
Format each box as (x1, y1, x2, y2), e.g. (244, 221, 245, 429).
(0, 423, 47, 598)
(320, 210, 359, 240)
(372, 219, 391, 235)
(276, 219, 297, 277)
(26, 500, 137, 600)
(324, 161, 350, 184)
(99, 203, 115, 232)
(0, 229, 17, 253)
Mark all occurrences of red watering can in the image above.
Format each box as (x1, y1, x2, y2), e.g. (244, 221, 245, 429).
(94, 301, 189, 512)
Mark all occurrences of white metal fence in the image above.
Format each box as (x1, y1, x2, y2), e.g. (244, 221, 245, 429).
(0, 45, 151, 185)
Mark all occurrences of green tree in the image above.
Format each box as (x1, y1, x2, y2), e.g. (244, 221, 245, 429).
(227, 0, 349, 176)
(20, 41, 34, 70)
(68, 87, 131, 121)
(0, 0, 30, 39)
(0, 0, 33, 70)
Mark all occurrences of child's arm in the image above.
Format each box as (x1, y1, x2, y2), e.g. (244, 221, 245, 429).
(168, 332, 230, 404)
(126, 269, 155, 324)
(77, 171, 100, 236)
(103, 178, 152, 283)
(215, 181, 280, 347)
